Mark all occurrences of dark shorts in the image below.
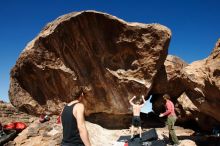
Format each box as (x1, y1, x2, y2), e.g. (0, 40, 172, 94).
(132, 116, 141, 127)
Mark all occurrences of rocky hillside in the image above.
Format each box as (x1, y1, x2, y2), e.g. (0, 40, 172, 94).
(0, 100, 37, 126)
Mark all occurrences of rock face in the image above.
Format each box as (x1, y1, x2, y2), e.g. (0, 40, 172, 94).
(180, 39, 220, 130)
(175, 92, 200, 126)
(150, 55, 188, 114)
(152, 55, 188, 97)
(151, 40, 220, 131)
(9, 11, 171, 117)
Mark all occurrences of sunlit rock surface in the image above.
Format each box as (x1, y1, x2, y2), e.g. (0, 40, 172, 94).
(9, 10, 220, 131)
(181, 39, 220, 130)
(9, 11, 171, 117)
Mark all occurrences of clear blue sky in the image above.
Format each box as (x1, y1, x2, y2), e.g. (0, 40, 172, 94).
(0, 0, 220, 105)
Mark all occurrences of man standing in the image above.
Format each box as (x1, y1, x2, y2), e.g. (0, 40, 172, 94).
(61, 88, 91, 146)
(129, 95, 146, 139)
(159, 94, 180, 145)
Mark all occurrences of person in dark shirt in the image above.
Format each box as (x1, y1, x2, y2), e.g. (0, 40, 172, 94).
(61, 88, 91, 146)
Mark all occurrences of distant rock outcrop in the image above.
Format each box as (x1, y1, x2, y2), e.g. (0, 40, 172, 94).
(0, 101, 36, 126)
(9, 11, 171, 118)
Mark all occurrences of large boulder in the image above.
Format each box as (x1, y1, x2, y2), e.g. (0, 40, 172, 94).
(152, 55, 188, 96)
(150, 49, 220, 131)
(150, 55, 188, 114)
(180, 39, 220, 130)
(9, 11, 171, 117)
(175, 92, 199, 124)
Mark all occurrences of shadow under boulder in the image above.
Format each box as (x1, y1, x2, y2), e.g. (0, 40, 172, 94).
(86, 112, 165, 129)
